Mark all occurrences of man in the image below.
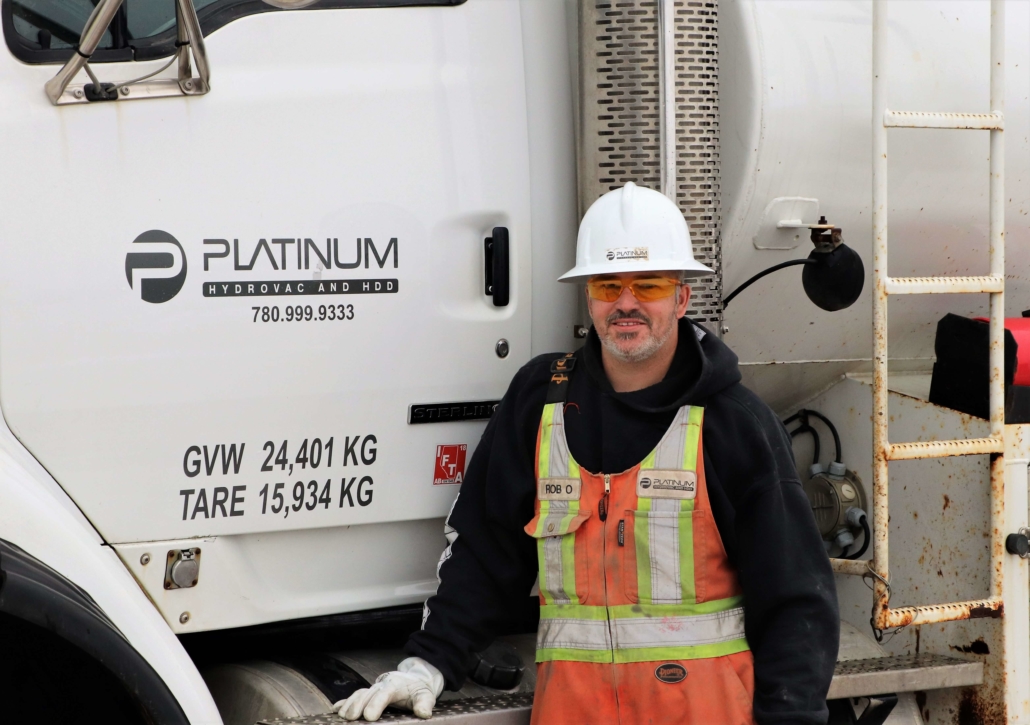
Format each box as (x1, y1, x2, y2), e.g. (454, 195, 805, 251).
(336, 182, 839, 724)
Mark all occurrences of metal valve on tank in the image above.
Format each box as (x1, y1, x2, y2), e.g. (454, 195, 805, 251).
(803, 463, 869, 559)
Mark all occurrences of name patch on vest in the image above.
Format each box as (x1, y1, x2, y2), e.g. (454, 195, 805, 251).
(538, 478, 581, 501)
(637, 470, 696, 499)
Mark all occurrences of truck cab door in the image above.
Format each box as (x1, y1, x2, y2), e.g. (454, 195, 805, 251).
(0, 0, 537, 628)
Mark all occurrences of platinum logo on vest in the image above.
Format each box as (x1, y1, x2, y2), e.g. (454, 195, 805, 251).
(637, 470, 697, 499)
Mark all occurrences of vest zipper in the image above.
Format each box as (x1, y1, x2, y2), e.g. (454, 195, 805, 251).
(599, 472, 620, 719)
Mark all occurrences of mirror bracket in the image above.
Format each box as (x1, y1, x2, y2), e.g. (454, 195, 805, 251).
(44, 0, 210, 106)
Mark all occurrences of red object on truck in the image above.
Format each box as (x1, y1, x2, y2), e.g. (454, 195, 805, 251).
(974, 317, 1030, 386)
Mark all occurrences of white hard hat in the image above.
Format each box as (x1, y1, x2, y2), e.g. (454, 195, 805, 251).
(559, 181, 713, 282)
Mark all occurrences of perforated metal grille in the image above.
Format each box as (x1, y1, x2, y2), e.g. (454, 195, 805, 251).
(579, 0, 721, 327)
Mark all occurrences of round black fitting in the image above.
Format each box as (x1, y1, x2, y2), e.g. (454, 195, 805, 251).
(802, 242, 865, 311)
(1005, 532, 1029, 557)
(468, 641, 524, 690)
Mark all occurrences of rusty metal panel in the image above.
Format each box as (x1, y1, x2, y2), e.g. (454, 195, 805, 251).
(801, 375, 1023, 725)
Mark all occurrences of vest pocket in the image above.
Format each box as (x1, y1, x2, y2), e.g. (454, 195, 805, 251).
(525, 503, 591, 604)
(623, 508, 701, 604)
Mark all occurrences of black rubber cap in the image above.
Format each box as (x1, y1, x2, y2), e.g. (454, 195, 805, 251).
(468, 641, 524, 690)
(1006, 533, 1029, 557)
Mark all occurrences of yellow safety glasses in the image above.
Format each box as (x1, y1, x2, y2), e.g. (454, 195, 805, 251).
(586, 276, 680, 303)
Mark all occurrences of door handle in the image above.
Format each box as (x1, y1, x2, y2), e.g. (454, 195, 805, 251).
(485, 227, 510, 307)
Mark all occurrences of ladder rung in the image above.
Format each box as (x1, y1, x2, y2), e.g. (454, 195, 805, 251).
(884, 110, 1004, 130)
(884, 598, 1003, 627)
(885, 275, 1004, 295)
(887, 437, 1003, 461)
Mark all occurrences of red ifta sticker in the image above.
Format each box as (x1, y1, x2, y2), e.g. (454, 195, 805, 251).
(434, 445, 467, 485)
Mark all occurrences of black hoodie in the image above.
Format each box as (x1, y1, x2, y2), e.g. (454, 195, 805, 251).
(406, 318, 839, 724)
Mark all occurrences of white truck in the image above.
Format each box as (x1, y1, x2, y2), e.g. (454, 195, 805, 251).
(0, 0, 1026, 723)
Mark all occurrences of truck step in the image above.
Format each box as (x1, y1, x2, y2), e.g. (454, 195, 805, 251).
(258, 692, 534, 725)
(258, 654, 981, 724)
(827, 653, 983, 700)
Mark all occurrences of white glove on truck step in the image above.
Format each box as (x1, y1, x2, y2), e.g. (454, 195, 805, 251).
(334, 657, 445, 721)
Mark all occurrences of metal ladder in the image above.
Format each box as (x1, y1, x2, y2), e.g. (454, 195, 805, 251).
(832, 0, 1007, 631)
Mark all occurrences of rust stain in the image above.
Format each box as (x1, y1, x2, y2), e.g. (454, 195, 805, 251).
(915, 690, 929, 722)
(943, 494, 951, 511)
(950, 638, 991, 655)
(959, 686, 1005, 725)
(969, 603, 1003, 619)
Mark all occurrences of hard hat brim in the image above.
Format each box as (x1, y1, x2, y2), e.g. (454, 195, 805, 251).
(558, 258, 714, 282)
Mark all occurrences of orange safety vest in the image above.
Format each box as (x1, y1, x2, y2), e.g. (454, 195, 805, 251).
(524, 357, 754, 725)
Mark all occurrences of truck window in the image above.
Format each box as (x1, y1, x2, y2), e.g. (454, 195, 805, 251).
(2, 0, 464, 63)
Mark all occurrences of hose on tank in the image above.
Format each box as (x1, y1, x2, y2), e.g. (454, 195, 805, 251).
(844, 515, 871, 561)
(789, 424, 820, 469)
(784, 409, 841, 463)
(722, 259, 818, 309)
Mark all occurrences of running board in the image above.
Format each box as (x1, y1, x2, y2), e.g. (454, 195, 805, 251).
(258, 655, 983, 724)
(258, 693, 534, 724)
(828, 654, 983, 700)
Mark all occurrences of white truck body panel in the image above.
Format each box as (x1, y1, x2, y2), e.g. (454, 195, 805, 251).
(0, 0, 578, 631)
(1, 3, 530, 544)
(0, 411, 222, 723)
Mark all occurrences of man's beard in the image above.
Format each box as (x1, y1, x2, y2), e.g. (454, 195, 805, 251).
(599, 309, 677, 363)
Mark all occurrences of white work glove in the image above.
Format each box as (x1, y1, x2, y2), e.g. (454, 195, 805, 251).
(334, 657, 445, 721)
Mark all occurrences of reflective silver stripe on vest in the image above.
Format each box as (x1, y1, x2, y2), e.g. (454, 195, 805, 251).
(612, 607, 746, 649)
(643, 405, 693, 604)
(538, 608, 745, 653)
(652, 405, 691, 469)
(541, 507, 572, 604)
(547, 404, 571, 478)
(538, 615, 612, 651)
(648, 500, 682, 603)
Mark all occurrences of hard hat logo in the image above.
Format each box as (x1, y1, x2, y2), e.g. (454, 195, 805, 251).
(560, 181, 713, 282)
(125, 230, 188, 303)
(606, 247, 649, 263)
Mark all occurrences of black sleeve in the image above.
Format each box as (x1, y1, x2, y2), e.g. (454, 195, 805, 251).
(404, 359, 548, 690)
(704, 388, 839, 725)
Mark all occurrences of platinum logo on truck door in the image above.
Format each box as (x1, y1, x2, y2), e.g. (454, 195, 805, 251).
(125, 233, 401, 322)
(124, 230, 188, 303)
(202, 237, 398, 297)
